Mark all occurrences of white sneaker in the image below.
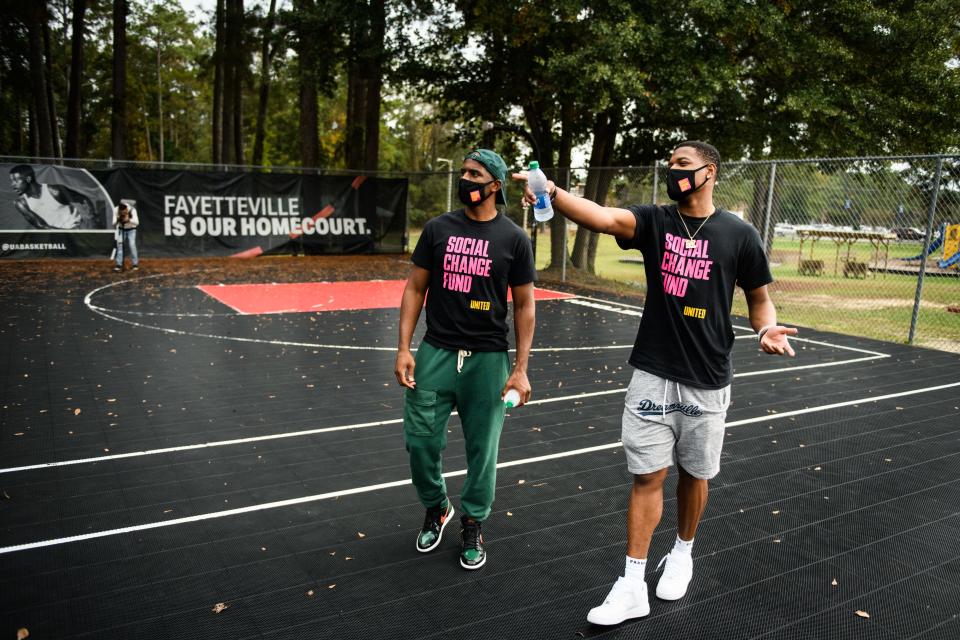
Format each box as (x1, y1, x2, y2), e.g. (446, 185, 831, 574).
(655, 550, 693, 600)
(587, 577, 650, 625)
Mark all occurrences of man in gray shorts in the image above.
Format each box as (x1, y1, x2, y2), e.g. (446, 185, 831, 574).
(514, 141, 796, 625)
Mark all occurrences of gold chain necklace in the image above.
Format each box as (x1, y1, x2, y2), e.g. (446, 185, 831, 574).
(676, 208, 714, 249)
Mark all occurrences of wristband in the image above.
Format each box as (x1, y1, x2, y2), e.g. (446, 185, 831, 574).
(549, 186, 558, 202)
(757, 324, 776, 342)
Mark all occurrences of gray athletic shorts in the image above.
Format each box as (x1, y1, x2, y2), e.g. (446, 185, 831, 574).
(621, 368, 731, 479)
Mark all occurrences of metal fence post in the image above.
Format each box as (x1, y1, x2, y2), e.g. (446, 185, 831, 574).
(762, 162, 777, 258)
(651, 163, 658, 204)
(908, 157, 944, 345)
(561, 167, 569, 282)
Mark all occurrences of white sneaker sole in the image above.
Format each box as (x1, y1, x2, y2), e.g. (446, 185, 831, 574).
(459, 553, 486, 570)
(655, 583, 690, 601)
(415, 505, 454, 553)
(587, 605, 650, 625)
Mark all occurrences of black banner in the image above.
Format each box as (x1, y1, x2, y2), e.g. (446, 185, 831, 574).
(0, 164, 407, 258)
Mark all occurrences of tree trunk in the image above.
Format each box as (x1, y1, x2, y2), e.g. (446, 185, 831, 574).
(345, 59, 365, 170)
(362, 0, 385, 172)
(252, 0, 277, 166)
(232, 0, 245, 165)
(220, 0, 238, 163)
(28, 100, 40, 157)
(42, 17, 61, 158)
(26, 3, 54, 158)
(156, 37, 164, 162)
(522, 102, 557, 266)
(549, 101, 575, 270)
(295, 0, 319, 167)
(111, 0, 127, 160)
(572, 106, 621, 272)
(212, 0, 225, 164)
(65, 0, 86, 158)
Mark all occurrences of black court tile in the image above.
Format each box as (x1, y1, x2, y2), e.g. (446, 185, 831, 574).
(2, 265, 959, 639)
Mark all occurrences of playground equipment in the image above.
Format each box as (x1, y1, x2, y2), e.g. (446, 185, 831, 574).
(903, 223, 959, 269)
(903, 223, 945, 260)
(939, 223, 960, 269)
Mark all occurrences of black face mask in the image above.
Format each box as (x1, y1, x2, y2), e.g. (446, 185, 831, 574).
(666, 164, 710, 202)
(458, 179, 495, 207)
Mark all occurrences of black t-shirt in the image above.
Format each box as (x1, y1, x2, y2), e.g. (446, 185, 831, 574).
(616, 204, 773, 389)
(412, 209, 536, 352)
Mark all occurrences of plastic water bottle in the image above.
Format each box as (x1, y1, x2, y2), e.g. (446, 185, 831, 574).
(528, 161, 554, 222)
(503, 388, 521, 409)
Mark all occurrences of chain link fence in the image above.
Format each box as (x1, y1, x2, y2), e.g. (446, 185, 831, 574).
(6, 154, 958, 352)
(407, 155, 960, 353)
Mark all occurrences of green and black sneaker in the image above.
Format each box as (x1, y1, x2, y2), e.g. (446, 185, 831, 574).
(459, 516, 486, 570)
(416, 501, 454, 553)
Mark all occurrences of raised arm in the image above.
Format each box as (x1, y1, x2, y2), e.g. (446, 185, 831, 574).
(395, 266, 430, 388)
(511, 172, 636, 241)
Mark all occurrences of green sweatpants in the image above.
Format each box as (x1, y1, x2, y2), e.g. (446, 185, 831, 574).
(404, 341, 510, 521)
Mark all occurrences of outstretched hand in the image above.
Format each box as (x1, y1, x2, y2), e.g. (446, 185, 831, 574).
(760, 326, 798, 357)
(511, 172, 555, 208)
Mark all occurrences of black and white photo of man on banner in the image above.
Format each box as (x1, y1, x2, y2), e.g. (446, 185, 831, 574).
(1, 164, 113, 230)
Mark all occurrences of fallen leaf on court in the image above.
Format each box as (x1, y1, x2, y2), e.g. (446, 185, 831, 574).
(306, 590, 315, 597)
(357, 532, 365, 538)
(772, 510, 780, 515)
(345, 556, 354, 561)
(772, 539, 781, 543)
(169, 348, 176, 353)
(831, 578, 838, 586)
(107, 398, 116, 403)
(814, 466, 822, 471)
(328, 584, 336, 589)
(530, 427, 541, 432)
(17, 629, 29, 640)
(855, 610, 870, 618)
(73, 408, 81, 415)
(884, 458, 892, 462)
(507, 512, 513, 516)
(14, 432, 24, 436)
(212, 603, 229, 614)
(517, 479, 525, 485)
(329, 551, 336, 556)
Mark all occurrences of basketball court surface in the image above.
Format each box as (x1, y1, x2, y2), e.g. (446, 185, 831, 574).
(1, 262, 958, 639)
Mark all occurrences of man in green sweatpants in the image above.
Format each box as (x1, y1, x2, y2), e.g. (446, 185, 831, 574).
(395, 149, 536, 570)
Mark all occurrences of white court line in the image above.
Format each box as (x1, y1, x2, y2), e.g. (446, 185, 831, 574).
(564, 298, 643, 316)
(85, 280, 633, 352)
(16, 286, 877, 475)
(0, 351, 893, 476)
(562, 296, 889, 357)
(3, 380, 958, 555)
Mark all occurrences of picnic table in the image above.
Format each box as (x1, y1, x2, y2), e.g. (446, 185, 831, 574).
(796, 229, 897, 278)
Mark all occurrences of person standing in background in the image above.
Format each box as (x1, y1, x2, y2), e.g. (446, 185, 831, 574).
(113, 201, 139, 271)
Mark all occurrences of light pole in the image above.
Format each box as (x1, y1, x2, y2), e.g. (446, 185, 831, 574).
(436, 157, 453, 212)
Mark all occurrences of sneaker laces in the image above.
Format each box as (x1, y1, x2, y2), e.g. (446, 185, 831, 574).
(422, 503, 445, 531)
(461, 519, 482, 550)
(603, 577, 637, 605)
(656, 549, 690, 578)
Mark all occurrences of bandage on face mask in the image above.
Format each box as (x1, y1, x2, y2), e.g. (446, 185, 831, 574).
(666, 165, 710, 202)
(458, 179, 494, 207)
